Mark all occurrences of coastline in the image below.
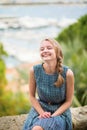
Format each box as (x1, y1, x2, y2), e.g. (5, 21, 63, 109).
(0, 2, 87, 6)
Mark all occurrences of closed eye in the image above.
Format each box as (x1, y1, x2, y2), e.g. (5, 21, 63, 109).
(40, 47, 44, 51)
(40, 46, 53, 51)
(47, 46, 52, 49)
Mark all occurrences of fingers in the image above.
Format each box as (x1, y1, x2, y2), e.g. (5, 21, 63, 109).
(38, 112, 51, 118)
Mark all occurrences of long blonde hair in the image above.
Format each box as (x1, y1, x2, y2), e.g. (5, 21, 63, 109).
(42, 38, 64, 87)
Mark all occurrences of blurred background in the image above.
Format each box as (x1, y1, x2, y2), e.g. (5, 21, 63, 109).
(0, 0, 87, 116)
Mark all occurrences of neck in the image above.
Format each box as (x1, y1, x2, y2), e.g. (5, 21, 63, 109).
(43, 60, 57, 74)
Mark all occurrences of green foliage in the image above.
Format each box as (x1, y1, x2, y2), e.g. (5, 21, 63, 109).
(0, 43, 8, 59)
(0, 90, 31, 116)
(56, 14, 87, 107)
(0, 60, 7, 89)
(72, 95, 81, 107)
(78, 14, 87, 49)
(16, 68, 29, 84)
(0, 43, 8, 93)
(61, 39, 87, 106)
(0, 43, 30, 117)
(56, 14, 87, 50)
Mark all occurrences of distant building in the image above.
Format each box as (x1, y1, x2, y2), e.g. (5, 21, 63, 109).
(0, 0, 86, 4)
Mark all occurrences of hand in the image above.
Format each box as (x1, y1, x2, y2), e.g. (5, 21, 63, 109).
(51, 114, 56, 117)
(38, 111, 51, 118)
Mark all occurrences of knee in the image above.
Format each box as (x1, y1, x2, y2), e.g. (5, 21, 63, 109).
(32, 126, 43, 130)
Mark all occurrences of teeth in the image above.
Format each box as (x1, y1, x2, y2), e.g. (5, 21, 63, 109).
(42, 53, 51, 57)
(43, 55, 49, 57)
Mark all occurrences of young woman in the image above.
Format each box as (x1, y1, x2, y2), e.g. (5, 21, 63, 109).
(23, 38, 74, 130)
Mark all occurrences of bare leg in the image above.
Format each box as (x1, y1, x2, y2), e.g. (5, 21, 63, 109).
(32, 126, 43, 130)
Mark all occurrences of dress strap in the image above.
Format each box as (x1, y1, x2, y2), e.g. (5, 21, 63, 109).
(62, 65, 69, 79)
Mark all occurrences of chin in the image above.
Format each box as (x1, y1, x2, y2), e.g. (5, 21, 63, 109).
(42, 58, 51, 61)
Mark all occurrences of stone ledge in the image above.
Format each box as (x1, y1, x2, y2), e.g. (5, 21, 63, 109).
(0, 106, 87, 130)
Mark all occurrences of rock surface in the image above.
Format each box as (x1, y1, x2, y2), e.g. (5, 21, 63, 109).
(0, 106, 87, 130)
(71, 105, 87, 130)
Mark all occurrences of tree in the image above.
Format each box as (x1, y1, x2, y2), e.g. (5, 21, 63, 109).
(0, 43, 8, 93)
(0, 43, 30, 116)
(55, 14, 87, 106)
(56, 14, 87, 50)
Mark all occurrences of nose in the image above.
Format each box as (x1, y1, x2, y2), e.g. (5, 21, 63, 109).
(43, 47, 48, 52)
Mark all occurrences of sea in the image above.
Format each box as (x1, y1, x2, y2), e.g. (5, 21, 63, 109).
(0, 4, 87, 68)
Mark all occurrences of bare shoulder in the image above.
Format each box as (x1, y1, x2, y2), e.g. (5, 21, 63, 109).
(29, 66, 34, 73)
(29, 66, 36, 83)
(66, 69, 74, 93)
(66, 69, 74, 87)
(29, 66, 35, 77)
(66, 69, 74, 78)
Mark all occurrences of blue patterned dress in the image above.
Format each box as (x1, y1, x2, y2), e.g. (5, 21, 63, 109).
(23, 64, 72, 130)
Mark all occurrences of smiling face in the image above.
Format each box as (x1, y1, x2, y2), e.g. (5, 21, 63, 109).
(40, 40, 57, 61)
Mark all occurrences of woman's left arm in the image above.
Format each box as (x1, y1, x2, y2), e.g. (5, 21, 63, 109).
(52, 69, 74, 117)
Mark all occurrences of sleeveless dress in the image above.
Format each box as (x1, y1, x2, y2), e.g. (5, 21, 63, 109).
(23, 64, 72, 130)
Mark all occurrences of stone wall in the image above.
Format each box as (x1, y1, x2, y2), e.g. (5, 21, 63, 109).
(0, 106, 87, 130)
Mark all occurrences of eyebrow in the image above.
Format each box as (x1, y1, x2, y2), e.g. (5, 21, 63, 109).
(40, 45, 53, 48)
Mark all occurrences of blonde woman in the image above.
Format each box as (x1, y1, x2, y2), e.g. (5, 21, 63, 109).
(23, 38, 74, 130)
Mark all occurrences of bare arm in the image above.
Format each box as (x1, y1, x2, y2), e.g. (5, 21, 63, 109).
(29, 66, 51, 118)
(29, 66, 44, 115)
(52, 69, 74, 117)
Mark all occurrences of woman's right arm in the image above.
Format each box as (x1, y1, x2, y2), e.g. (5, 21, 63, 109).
(29, 66, 51, 118)
(29, 66, 44, 115)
